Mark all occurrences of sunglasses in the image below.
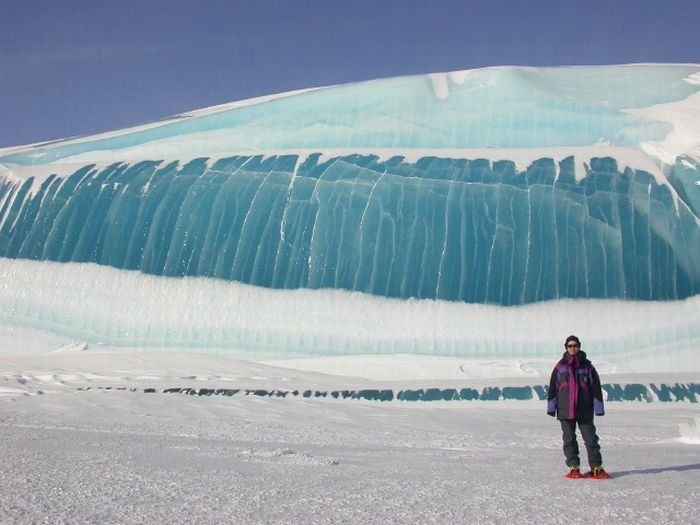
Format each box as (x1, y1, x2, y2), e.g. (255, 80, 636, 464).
(566, 344, 580, 348)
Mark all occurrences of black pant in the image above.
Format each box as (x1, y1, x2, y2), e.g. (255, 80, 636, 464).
(560, 418, 602, 468)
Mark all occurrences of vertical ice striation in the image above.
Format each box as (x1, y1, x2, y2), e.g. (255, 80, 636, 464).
(0, 154, 697, 304)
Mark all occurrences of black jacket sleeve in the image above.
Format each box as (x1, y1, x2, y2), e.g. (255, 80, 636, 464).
(590, 366, 605, 416)
(590, 367, 603, 399)
(546, 367, 558, 416)
(547, 367, 558, 401)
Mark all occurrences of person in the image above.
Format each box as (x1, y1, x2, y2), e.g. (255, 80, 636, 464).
(547, 335, 610, 479)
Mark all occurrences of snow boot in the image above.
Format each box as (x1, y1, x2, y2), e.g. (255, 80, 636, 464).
(586, 466, 611, 479)
(565, 466, 584, 479)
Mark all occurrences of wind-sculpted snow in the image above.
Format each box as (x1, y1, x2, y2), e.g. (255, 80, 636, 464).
(1, 65, 699, 166)
(1, 259, 698, 367)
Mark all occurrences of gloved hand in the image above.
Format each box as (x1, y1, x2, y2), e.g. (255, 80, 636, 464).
(594, 398, 605, 416)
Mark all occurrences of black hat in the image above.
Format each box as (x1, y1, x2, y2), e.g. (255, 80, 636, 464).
(564, 335, 581, 347)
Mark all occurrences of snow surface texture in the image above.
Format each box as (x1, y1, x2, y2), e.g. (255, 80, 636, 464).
(0, 64, 699, 361)
(1, 352, 699, 524)
(1, 259, 698, 373)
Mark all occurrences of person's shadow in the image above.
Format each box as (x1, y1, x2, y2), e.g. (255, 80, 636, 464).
(612, 463, 700, 478)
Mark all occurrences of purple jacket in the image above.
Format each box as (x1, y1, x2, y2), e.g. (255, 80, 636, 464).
(547, 350, 604, 420)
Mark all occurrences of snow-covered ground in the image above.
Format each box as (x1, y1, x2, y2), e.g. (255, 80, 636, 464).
(1, 350, 698, 524)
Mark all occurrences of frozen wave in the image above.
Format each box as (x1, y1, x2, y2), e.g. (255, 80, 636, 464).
(0, 64, 699, 364)
(1, 154, 697, 304)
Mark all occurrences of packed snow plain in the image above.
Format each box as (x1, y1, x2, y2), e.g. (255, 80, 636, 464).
(2, 340, 699, 525)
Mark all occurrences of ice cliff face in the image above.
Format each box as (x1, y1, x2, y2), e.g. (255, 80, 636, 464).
(0, 153, 698, 305)
(1, 64, 698, 306)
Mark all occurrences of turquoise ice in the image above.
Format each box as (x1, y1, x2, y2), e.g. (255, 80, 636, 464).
(1, 153, 698, 304)
(0, 64, 699, 309)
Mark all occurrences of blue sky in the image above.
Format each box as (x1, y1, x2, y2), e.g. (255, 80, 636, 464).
(1, 0, 698, 148)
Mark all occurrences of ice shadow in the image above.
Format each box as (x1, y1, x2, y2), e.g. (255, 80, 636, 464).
(612, 463, 700, 478)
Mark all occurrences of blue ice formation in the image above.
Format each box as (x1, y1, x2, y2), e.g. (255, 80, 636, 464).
(113, 383, 700, 403)
(1, 154, 698, 305)
(1, 64, 699, 308)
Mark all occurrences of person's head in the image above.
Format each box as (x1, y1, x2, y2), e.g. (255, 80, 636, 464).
(564, 335, 581, 355)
